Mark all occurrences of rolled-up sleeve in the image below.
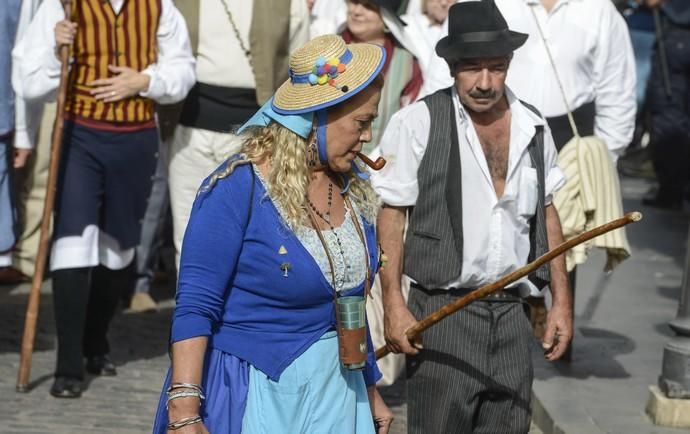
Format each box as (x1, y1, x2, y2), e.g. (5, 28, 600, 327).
(543, 124, 566, 205)
(139, 0, 195, 104)
(171, 171, 245, 343)
(369, 102, 431, 207)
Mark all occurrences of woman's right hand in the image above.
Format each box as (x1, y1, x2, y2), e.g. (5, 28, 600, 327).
(54, 19, 77, 47)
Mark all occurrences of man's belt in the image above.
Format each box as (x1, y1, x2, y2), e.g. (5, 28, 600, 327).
(411, 282, 523, 302)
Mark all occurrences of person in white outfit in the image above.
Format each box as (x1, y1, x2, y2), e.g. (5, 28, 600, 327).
(167, 0, 309, 268)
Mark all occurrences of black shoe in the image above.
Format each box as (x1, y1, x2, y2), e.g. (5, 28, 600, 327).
(50, 376, 82, 398)
(85, 355, 117, 376)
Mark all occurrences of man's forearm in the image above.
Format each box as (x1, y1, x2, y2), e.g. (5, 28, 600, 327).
(545, 205, 571, 306)
(377, 205, 407, 308)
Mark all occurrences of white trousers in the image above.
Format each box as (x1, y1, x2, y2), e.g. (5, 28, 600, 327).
(168, 125, 244, 267)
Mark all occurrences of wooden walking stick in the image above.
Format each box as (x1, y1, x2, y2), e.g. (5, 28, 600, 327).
(16, 0, 73, 392)
(375, 211, 643, 360)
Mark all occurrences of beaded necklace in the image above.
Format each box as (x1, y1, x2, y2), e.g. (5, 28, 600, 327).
(306, 193, 370, 295)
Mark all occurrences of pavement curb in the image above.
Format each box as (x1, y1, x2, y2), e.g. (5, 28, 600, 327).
(531, 390, 563, 434)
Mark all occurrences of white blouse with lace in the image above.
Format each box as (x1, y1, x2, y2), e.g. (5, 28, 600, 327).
(253, 165, 367, 293)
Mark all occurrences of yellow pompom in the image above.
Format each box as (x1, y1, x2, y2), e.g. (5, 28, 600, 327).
(317, 75, 328, 85)
(327, 58, 339, 66)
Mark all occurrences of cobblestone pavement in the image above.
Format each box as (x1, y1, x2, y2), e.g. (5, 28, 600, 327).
(0, 280, 541, 434)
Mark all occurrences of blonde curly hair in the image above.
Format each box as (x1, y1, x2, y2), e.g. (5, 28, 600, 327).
(201, 122, 378, 230)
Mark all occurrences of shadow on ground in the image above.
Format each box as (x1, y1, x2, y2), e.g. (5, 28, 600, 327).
(534, 327, 634, 380)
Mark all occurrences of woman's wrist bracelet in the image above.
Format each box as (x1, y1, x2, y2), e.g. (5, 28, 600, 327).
(166, 390, 205, 409)
(167, 415, 202, 430)
(168, 382, 204, 394)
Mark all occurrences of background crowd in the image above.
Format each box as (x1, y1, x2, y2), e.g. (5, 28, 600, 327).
(0, 0, 688, 400)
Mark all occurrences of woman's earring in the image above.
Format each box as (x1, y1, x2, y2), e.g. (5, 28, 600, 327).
(307, 136, 319, 169)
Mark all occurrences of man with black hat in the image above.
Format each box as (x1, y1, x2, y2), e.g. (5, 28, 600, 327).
(371, 1, 572, 432)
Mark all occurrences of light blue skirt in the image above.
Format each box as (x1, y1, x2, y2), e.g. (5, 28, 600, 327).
(242, 330, 375, 433)
(153, 331, 374, 434)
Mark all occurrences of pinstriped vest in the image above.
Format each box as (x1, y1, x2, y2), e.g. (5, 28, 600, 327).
(403, 87, 551, 290)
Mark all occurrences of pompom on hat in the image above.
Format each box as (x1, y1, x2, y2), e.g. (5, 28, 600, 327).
(272, 35, 386, 115)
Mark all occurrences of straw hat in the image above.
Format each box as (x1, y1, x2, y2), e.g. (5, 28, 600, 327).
(272, 35, 386, 115)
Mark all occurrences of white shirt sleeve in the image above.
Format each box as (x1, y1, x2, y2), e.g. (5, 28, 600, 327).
(12, 98, 42, 150)
(140, 0, 196, 104)
(592, 3, 637, 162)
(370, 102, 431, 207)
(12, 0, 45, 149)
(543, 123, 566, 205)
(12, 0, 64, 102)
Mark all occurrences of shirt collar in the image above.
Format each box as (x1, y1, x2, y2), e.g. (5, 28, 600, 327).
(505, 87, 545, 128)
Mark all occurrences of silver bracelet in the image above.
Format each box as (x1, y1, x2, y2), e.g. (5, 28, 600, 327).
(168, 382, 204, 394)
(166, 390, 205, 410)
(168, 415, 203, 431)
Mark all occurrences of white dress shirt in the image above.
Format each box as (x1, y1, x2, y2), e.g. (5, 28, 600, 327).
(12, 0, 195, 105)
(370, 87, 566, 296)
(420, 0, 637, 159)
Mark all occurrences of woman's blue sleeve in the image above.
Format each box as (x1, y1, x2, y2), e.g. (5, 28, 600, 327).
(363, 318, 383, 386)
(170, 173, 248, 343)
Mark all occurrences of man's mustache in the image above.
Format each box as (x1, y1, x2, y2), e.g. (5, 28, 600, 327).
(468, 89, 496, 99)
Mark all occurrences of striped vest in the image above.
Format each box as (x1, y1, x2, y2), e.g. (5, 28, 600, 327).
(404, 88, 550, 289)
(66, 0, 161, 123)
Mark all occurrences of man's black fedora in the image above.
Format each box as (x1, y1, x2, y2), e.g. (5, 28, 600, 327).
(435, 0, 528, 62)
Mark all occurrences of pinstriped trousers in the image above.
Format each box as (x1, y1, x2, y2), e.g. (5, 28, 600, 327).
(406, 287, 533, 434)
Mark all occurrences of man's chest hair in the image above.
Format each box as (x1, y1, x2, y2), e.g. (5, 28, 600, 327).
(474, 121, 510, 181)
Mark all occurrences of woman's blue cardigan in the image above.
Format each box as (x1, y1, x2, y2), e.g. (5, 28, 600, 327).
(171, 161, 382, 386)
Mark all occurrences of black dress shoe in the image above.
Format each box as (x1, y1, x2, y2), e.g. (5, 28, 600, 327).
(85, 355, 117, 376)
(50, 376, 82, 398)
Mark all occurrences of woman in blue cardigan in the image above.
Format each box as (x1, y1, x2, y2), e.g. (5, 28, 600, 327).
(153, 35, 394, 434)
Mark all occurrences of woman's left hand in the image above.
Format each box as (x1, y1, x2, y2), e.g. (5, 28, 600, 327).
(367, 386, 394, 434)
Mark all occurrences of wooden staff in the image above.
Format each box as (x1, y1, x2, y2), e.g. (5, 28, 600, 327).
(16, 0, 73, 392)
(375, 211, 643, 360)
